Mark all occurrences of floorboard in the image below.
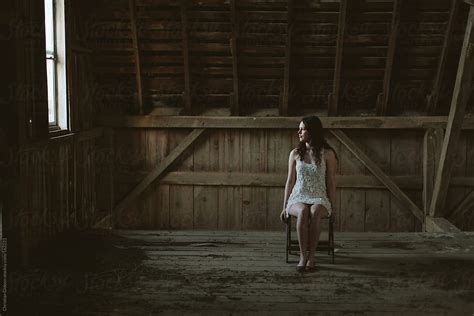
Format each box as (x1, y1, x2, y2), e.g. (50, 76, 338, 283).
(9, 230, 474, 315)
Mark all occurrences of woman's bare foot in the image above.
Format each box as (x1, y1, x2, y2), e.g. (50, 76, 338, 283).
(297, 255, 308, 272)
(305, 256, 316, 272)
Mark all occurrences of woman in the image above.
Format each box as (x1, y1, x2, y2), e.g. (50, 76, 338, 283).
(280, 116, 337, 272)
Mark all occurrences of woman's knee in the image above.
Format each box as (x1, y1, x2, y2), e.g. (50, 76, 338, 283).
(310, 204, 328, 219)
(292, 204, 310, 219)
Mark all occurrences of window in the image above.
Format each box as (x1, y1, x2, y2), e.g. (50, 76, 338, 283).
(44, 0, 69, 132)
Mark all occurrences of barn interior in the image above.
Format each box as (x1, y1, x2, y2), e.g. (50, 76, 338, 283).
(2, 0, 474, 314)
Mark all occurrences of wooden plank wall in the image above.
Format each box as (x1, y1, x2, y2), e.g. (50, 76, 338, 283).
(5, 0, 109, 266)
(112, 129, 474, 232)
(449, 131, 474, 230)
(11, 134, 105, 265)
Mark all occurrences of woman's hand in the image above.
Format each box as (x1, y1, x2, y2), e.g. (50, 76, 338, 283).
(280, 210, 288, 224)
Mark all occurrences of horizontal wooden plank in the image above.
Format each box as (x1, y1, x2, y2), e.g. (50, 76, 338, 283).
(99, 115, 474, 129)
(117, 171, 474, 189)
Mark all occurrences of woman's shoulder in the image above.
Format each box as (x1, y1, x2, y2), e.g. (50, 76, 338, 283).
(323, 147, 336, 161)
(289, 148, 299, 160)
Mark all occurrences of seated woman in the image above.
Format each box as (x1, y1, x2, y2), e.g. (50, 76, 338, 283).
(280, 115, 337, 272)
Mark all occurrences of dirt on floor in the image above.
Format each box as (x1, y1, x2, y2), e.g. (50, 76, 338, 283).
(6, 230, 474, 315)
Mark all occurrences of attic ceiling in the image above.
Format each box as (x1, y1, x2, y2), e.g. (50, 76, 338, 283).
(77, 0, 472, 116)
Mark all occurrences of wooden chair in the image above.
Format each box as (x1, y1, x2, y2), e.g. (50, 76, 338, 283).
(285, 213, 335, 264)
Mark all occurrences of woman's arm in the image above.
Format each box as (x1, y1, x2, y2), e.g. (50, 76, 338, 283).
(325, 149, 337, 218)
(281, 149, 297, 222)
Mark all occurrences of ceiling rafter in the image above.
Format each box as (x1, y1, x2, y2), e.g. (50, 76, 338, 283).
(376, 0, 402, 116)
(426, 0, 459, 115)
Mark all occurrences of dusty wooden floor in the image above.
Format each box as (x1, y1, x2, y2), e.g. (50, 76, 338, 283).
(9, 230, 474, 315)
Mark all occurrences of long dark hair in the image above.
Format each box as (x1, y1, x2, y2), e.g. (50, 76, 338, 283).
(296, 116, 338, 165)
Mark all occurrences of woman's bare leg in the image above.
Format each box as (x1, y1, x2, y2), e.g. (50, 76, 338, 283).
(307, 204, 329, 267)
(289, 203, 310, 267)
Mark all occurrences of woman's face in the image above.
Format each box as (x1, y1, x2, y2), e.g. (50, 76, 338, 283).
(298, 122, 311, 143)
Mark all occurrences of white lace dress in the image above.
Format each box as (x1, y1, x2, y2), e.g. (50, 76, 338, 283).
(285, 149, 332, 216)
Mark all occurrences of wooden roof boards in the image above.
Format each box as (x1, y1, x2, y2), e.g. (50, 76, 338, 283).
(87, 0, 471, 116)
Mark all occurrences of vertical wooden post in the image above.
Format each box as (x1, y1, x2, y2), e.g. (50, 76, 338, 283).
(281, 0, 293, 116)
(129, 0, 144, 114)
(329, 0, 347, 116)
(376, 0, 402, 116)
(426, 0, 458, 115)
(230, 0, 240, 116)
(181, 0, 192, 114)
(423, 128, 444, 230)
(429, 1, 474, 217)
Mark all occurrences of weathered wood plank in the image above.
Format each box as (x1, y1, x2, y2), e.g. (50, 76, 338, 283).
(425, 216, 462, 233)
(99, 116, 474, 129)
(390, 132, 423, 231)
(422, 128, 443, 224)
(129, 0, 144, 114)
(169, 184, 194, 229)
(230, 0, 239, 116)
(266, 130, 291, 230)
(445, 134, 467, 221)
(339, 130, 365, 232)
(331, 130, 424, 224)
(217, 130, 242, 229)
(430, 5, 474, 217)
(241, 130, 267, 229)
(326, 133, 342, 231)
(448, 189, 474, 223)
(193, 131, 219, 229)
(281, 0, 293, 116)
(96, 129, 205, 228)
(426, 0, 459, 115)
(181, 0, 192, 114)
(364, 132, 390, 232)
(329, 0, 347, 116)
(153, 130, 170, 229)
(118, 171, 474, 189)
(464, 130, 474, 228)
(376, 0, 402, 116)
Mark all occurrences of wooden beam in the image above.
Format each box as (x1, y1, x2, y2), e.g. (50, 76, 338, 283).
(230, 0, 239, 116)
(329, 0, 348, 116)
(129, 0, 144, 115)
(448, 189, 474, 222)
(99, 115, 474, 129)
(376, 0, 402, 116)
(118, 172, 474, 189)
(429, 5, 474, 217)
(119, 172, 420, 188)
(423, 128, 444, 217)
(94, 129, 205, 228)
(115, 128, 204, 213)
(330, 129, 424, 222)
(281, 0, 293, 116)
(181, 0, 192, 114)
(426, 0, 458, 115)
(425, 216, 462, 233)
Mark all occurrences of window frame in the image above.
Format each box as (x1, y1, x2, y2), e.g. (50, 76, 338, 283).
(45, 0, 70, 135)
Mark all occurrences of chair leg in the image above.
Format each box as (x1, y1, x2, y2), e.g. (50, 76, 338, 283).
(330, 219, 335, 264)
(327, 225, 330, 255)
(285, 221, 289, 263)
(286, 216, 292, 263)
